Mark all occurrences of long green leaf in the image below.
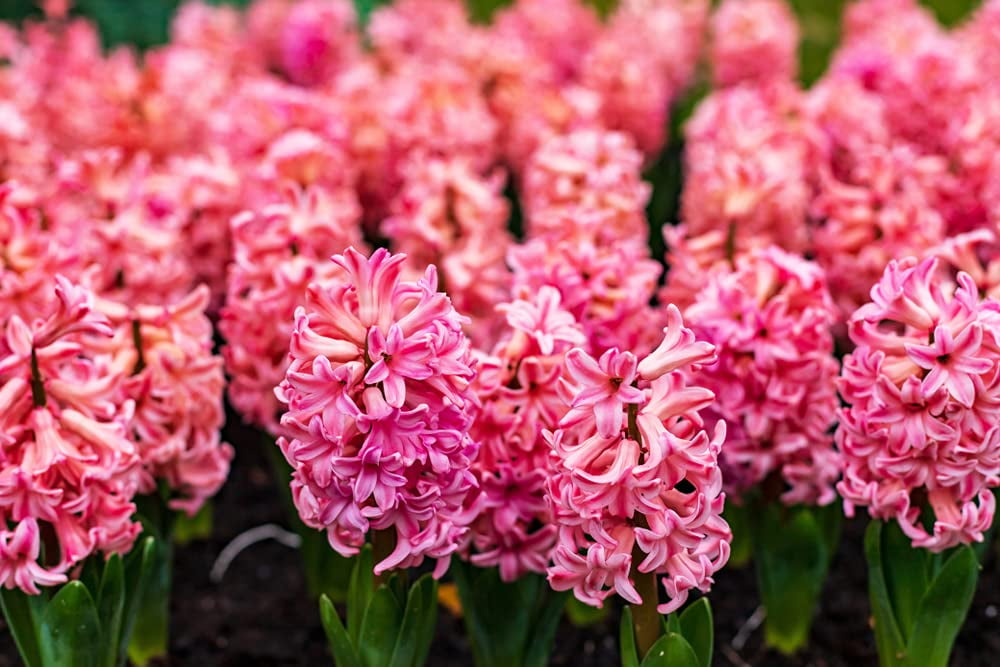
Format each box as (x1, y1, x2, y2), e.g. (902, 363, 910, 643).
(879, 521, 930, 640)
(678, 598, 713, 667)
(752, 504, 838, 654)
(389, 575, 438, 667)
(348, 545, 374, 644)
(96, 555, 126, 667)
(620, 606, 641, 667)
(0, 587, 44, 667)
(127, 534, 172, 666)
(120, 537, 156, 664)
(357, 582, 404, 667)
(639, 632, 700, 667)
(522, 588, 570, 667)
(453, 561, 556, 667)
(173, 502, 213, 545)
(39, 581, 103, 667)
(864, 522, 907, 666)
(319, 595, 361, 667)
(905, 546, 978, 667)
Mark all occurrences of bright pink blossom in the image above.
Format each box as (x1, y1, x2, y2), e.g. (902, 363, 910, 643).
(276, 248, 479, 575)
(464, 286, 585, 581)
(838, 256, 1000, 550)
(0, 277, 142, 594)
(683, 247, 841, 505)
(546, 314, 730, 613)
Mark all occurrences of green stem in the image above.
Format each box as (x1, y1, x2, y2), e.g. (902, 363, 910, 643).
(626, 397, 661, 657)
(29, 349, 45, 408)
(131, 320, 146, 375)
(631, 563, 662, 659)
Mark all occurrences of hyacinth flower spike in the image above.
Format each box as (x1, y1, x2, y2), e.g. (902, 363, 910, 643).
(0, 277, 160, 667)
(838, 257, 998, 667)
(680, 246, 842, 654)
(545, 306, 730, 665)
(276, 248, 480, 667)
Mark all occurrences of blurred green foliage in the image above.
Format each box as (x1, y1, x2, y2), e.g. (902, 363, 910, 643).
(0, 0, 984, 77)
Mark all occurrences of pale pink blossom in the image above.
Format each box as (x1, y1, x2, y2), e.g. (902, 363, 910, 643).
(99, 287, 232, 515)
(383, 155, 512, 343)
(683, 83, 811, 254)
(710, 0, 799, 88)
(522, 129, 650, 245)
(220, 184, 363, 433)
(509, 237, 662, 355)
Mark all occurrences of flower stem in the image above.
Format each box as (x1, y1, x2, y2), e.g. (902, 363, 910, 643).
(131, 320, 146, 375)
(631, 559, 662, 659)
(29, 349, 46, 408)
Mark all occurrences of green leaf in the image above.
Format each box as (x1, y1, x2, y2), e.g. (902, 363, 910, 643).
(879, 520, 930, 640)
(521, 588, 569, 667)
(120, 536, 157, 662)
(751, 504, 839, 654)
(173, 502, 213, 545)
(864, 522, 907, 667)
(0, 586, 45, 667)
(39, 581, 103, 667)
(639, 632, 700, 667)
(348, 545, 374, 644)
(620, 606, 641, 667)
(357, 582, 405, 667)
(127, 534, 172, 666)
(452, 561, 566, 667)
(96, 555, 125, 667)
(905, 546, 978, 667)
(678, 598, 713, 667)
(389, 575, 438, 667)
(663, 613, 681, 635)
(320, 594, 362, 667)
(354, 0, 392, 28)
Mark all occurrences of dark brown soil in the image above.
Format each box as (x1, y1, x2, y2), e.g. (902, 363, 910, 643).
(1, 411, 997, 666)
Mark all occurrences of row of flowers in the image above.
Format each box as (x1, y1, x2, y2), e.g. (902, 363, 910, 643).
(1, 0, 999, 665)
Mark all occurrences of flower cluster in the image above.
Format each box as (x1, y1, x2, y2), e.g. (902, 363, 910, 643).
(99, 288, 233, 515)
(512, 129, 662, 355)
(276, 248, 480, 575)
(681, 83, 811, 261)
(464, 286, 585, 581)
(838, 257, 1000, 551)
(683, 247, 841, 505)
(2, 175, 230, 594)
(546, 309, 731, 613)
(0, 279, 141, 594)
(383, 155, 513, 343)
(677, 0, 1000, 317)
(710, 0, 799, 88)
